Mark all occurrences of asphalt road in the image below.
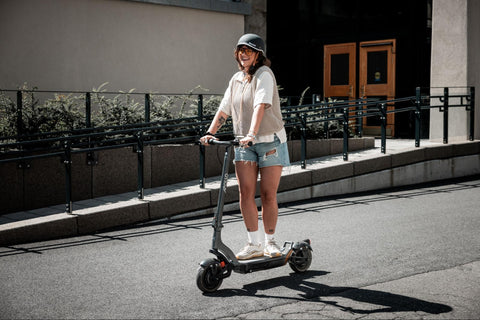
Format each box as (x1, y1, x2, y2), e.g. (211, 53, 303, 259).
(1, 176, 479, 319)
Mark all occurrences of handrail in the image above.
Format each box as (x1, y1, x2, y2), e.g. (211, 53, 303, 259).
(0, 87, 475, 214)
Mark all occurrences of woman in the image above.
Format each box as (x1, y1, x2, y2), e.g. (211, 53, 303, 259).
(200, 33, 290, 260)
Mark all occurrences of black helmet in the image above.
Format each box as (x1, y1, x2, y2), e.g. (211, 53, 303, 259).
(237, 33, 265, 55)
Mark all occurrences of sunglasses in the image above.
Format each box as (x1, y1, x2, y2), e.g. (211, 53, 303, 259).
(237, 46, 255, 56)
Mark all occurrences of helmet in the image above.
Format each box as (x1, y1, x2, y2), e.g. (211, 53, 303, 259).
(237, 33, 265, 55)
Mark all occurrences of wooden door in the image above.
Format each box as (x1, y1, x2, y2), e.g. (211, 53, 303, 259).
(324, 43, 356, 100)
(359, 39, 396, 136)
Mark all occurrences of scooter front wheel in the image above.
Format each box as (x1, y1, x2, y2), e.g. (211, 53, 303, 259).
(196, 259, 223, 293)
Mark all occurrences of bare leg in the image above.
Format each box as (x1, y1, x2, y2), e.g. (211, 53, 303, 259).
(235, 161, 259, 232)
(259, 165, 283, 235)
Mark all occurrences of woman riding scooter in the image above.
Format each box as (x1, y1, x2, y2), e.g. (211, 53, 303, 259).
(200, 33, 290, 260)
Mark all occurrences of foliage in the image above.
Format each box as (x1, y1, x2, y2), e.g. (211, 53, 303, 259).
(0, 90, 17, 137)
(0, 83, 224, 139)
(285, 90, 353, 140)
(92, 83, 143, 127)
(0, 83, 352, 143)
(41, 93, 85, 132)
(0, 84, 85, 137)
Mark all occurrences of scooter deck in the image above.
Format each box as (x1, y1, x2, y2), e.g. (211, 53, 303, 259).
(234, 253, 290, 274)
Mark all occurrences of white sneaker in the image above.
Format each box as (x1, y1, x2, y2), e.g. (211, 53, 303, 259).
(264, 239, 282, 257)
(236, 243, 264, 260)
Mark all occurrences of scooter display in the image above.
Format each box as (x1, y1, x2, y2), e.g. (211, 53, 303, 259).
(196, 139, 313, 293)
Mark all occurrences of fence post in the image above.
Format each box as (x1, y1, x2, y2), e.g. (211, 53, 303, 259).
(358, 98, 364, 137)
(63, 140, 73, 214)
(85, 92, 91, 128)
(300, 114, 307, 169)
(380, 103, 387, 154)
(443, 87, 449, 144)
(324, 102, 330, 139)
(16, 90, 23, 136)
(145, 93, 151, 123)
(85, 92, 97, 165)
(415, 87, 421, 147)
(198, 94, 206, 188)
(468, 86, 475, 141)
(343, 107, 349, 161)
(136, 131, 144, 200)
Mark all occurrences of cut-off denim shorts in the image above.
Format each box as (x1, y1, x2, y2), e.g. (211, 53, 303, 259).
(234, 134, 290, 168)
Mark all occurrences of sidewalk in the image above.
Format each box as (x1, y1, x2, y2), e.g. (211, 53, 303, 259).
(1, 139, 479, 246)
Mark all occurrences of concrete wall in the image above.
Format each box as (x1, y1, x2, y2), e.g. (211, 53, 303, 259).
(243, 0, 267, 44)
(430, 0, 480, 141)
(467, 0, 480, 140)
(0, 0, 246, 94)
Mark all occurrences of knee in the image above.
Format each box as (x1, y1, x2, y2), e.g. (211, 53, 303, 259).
(239, 186, 256, 201)
(260, 191, 277, 205)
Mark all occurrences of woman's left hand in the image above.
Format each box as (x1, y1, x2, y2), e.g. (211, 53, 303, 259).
(240, 135, 254, 148)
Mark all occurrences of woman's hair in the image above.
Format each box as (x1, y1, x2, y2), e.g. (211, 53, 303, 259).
(234, 48, 271, 82)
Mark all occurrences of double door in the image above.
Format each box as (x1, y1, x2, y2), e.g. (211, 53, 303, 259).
(324, 39, 396, 136)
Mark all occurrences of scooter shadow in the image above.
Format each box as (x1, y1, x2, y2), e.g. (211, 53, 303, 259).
(208, 270, 452, 316)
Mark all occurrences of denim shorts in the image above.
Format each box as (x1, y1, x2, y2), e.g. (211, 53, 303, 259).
(234, 135, 290, 168)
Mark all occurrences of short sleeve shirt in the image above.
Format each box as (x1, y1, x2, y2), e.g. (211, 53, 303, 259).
(218, 66, 286, 143)
(219, 71, 274, 115)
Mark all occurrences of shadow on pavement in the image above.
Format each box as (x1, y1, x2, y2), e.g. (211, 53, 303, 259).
(210, 270, 452, 315)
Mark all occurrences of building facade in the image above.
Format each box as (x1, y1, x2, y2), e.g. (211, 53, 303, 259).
(429, 0, 480, 141)
(265, 0, 479, 140)
(1, 0, 478, 140)
(0, 0, 250, 94)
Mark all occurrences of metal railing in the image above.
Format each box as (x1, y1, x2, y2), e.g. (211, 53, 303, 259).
(0, 87, 475, 213)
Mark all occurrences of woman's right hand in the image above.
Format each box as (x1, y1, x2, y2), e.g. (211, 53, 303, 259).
(200, 134, 217, 146)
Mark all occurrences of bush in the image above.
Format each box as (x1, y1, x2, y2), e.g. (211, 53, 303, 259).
(0, 90, 17, 137)
(0, 83, 351, 141)
(91, 83, 144, 127)
(0, 83, 224, 139)
(0, 84, 86, 137)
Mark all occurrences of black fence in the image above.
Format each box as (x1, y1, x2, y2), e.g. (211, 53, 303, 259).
(0, 86, 475, 213)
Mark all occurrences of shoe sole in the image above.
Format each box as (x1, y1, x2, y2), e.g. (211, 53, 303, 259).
(264, 251, 281, 258)
(236, 251, 264, 260)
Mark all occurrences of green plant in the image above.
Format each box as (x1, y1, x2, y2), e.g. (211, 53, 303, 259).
(150, 94, 174, 121)
(41, 93, 85, 132)
(0, 91, 17, 137)
(284, 90, 354, 140)
(0, 84, 85, 137)
(92, 82, 143, 127)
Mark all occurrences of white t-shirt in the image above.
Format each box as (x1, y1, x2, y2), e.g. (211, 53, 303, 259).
(219, 68, 287, 143)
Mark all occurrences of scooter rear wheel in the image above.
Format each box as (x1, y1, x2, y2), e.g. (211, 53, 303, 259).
(196, 259, 223, 293)
(289, 245, 312, 273)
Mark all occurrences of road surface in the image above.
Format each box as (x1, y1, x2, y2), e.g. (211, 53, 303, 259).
(1, 176, 479, 319)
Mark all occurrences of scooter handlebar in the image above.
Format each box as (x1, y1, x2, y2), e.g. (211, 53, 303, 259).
(206, 139, 252, 147)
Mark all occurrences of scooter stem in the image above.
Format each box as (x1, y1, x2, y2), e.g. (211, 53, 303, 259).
(211, 145, 231, 233)
(211, 144, 237, 262)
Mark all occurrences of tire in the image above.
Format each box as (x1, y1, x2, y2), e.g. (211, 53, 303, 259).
(196, 260, 223, 293)
(289, 245, 312, 273)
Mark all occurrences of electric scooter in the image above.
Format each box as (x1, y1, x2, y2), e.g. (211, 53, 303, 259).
(196, 138, 313, 293)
